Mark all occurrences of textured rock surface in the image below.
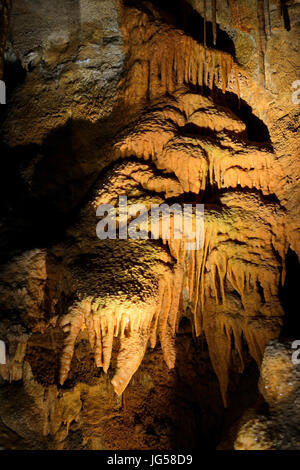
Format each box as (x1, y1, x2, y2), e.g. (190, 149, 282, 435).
(235, 339, 300, 450)
(0, 0, 299, 450)
(0, 0, 11, 79)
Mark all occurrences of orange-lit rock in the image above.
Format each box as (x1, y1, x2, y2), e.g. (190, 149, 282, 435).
(0, 0, 299, 451)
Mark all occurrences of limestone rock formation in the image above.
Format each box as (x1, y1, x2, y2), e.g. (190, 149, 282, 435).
(0, 0, 299, 450)
(235, 339, 300, 450)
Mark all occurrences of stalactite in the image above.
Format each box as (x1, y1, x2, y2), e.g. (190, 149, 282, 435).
(59, 267, 185, 396)
(192, 243, 202, 335)
(257, 0, 267, 86)
(60, 195, 286, 404)
(212, 0, 217, 46)
(101, 318, 114, 373)
(158, 274, 172, 357)
(277, 0, 282, 18)
(235, 64, 241, 103)
(59, 80, 287, 408)
(231, 322, 244, 372)
(150, 276, 165, 348)
(204, 47, 211, 86)
(203, 313, 232, 407)
(264, 0, 272, 38)
(209, 53, 216, 90)
(59, 303, 86, 385)
(123, 10, 239, 105)
(114, 96, 275, 205)
(111, 329, 149, 395)
(203, 0, 207, 48)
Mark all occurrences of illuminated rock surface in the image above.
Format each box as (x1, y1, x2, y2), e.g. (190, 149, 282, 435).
(0, 0, 299, 450)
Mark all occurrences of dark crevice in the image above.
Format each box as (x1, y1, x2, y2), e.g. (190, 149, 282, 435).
(257, 280, 266, 305)
(280, 248, 300, 337)
(2, 44, 26, 97)
(207, 186, 281, 206)
(188, 83, 272, 145)
(281, 0, 292, 31)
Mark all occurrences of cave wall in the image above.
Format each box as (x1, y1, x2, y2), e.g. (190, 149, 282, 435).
(0, 0, 299, 450)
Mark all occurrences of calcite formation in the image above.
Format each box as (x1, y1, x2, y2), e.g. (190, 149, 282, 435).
(0, 0, 299, 450)
(235, 340, 300, 450)
(121, 10, 238, 103)
(54, 87, 287, 406)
